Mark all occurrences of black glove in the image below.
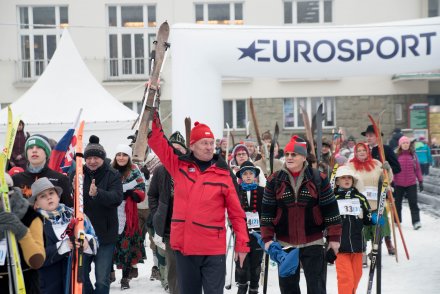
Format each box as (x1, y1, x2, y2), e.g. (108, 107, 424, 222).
(326, 248, 337, 264)
(123, 189, 141, 202)
(140, 166, 150, 180)
(123, 189, 134, 200)
(419, 182, 423, 192)
(0, 211, 28, 240)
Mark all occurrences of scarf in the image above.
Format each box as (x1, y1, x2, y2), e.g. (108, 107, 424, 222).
(241, 182, 258, 191)
(122, 165, 145, 237)
(350, 142, 377, 172)
(37, 203, 72, 226)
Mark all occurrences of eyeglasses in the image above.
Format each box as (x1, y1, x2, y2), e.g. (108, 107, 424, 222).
(236, 152, 248, 157)
(284, 152, 299, 158)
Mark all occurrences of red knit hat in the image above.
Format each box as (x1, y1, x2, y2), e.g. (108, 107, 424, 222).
(284, 135, 307, 156)
(190, 121, 214, 145)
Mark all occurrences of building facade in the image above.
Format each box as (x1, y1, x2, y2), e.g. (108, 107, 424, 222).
(1, 0, 439, 145)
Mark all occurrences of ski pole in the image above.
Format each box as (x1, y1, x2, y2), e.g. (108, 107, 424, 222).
(225, 233, 235, 290)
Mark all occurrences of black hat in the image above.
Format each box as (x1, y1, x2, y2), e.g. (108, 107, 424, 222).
(235, 160, 260, 178)
(361, 125, 383, 137)
(84, 135, 106, 160)
(169, 131, 186, 149)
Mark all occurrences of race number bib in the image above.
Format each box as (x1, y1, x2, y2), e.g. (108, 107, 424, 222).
(364, 186, 378, 201)
(246, 211, 260, 229)
(337, 199, 361, 216)
(0, 239, 7, 266)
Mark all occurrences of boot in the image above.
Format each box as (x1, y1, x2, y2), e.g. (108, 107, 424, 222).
(385, 237, 395, 255)
(110, 271, 116, 283)
(120, 278, 130, 290)
(236, 283, 248, 294)
(129, 267, 138, 279)
(150, 266, 161, 281)
(249, 287, 259, 293)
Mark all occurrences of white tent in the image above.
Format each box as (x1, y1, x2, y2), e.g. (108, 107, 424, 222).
(0, 30, 139, 157)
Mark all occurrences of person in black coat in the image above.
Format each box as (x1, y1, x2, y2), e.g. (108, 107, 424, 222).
(12, 134, 72, 207)
(70, 135, 123, 294)
(234, 161, 264, 294)
(148, 131, 188, 294)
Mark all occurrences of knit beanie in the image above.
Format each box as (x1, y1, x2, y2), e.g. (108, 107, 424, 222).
(25, 134, 52, 159)
(284, 135, 307, 157)
(115, 144, 132, 157)
(84, 135, 106, 160)
(190, 122, 214, 145)
(398, 136, 410, 147)
(232, 144, 249, 161)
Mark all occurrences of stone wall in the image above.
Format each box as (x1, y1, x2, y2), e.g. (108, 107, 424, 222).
(161, 94, 428, 147)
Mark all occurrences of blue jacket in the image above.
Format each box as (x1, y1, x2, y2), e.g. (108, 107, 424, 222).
(415, 142, 433, 164)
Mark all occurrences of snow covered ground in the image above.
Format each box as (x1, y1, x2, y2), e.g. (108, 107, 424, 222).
(108, 203, 440, 293)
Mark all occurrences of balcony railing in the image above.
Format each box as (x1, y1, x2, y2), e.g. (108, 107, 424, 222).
(16, 59, 48, 81)
(106, 57, 151, 80)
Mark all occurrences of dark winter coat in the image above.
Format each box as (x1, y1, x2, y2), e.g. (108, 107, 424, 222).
(12, 165, 72, 207)
(388, 132, 403, 151)
(72, 161, 123, 245)
(38, 220, 69, 293)
(148, 118, 250, 255)
(148, 164, 173, 239)
(237, 185, 264, 232)
(11, 123, 28, 169)
(334, 188, 372, 253)
(371, 145, 401, 175)
(261, 165, 342, 246)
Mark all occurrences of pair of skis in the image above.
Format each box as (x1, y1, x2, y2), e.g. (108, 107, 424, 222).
(366, 113, 410, 294)
(132, 21, 170, 163)
(0, 107, 25, 293)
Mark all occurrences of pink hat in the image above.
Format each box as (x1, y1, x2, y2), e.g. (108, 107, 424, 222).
(398, 136, 410, 146)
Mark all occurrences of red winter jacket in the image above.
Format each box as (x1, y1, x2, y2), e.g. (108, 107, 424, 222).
(148, 118, 249, 255)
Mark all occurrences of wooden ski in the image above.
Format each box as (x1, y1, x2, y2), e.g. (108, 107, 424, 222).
(299, 105, 316, 166)
(184, 117, 191, 148)
(132, 21, 170, 163)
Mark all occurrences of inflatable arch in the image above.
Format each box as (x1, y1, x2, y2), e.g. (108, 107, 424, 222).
(170, 17, 440, 137)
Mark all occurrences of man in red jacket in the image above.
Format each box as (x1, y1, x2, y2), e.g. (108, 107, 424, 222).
(148, 112, 249, 294)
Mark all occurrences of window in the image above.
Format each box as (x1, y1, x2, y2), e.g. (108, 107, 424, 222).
(195, 2, 243, 25)
(284, 0, 332, 24)
(107, 5, 157, 80)
(283, 97, 335, 128)
(18, 6, 68, 80)
(395, 104, 403, 121)
(123, 101, 143, 113)
(224, 99, 247, 129)
(429, 0, 440, 17)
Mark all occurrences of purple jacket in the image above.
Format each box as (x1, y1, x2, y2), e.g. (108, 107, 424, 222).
(394, 151, 423, 187)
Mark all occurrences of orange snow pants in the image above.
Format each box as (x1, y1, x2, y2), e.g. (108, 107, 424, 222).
(335, 253, 363, 294)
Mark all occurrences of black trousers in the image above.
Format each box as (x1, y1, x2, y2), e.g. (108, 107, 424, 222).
(175, 251, 225, 294)
(420, 163, 430, 175)
(394, 184, 420, 225)
(235, 234, 264, 290)
(278, 245, 327, 294)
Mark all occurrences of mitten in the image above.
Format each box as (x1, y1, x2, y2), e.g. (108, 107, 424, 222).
(0, 211, 28, 240)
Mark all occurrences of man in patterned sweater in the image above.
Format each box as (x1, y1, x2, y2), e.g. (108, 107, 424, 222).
(261, 135, 342, 294)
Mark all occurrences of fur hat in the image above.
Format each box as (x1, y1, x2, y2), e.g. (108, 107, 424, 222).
(84, 135, 106, 160)
(25, 134, 52, 159)
(169, 131, 186, 149)
(29, 177, 63, 205)
(322, 138, 332, 147)
(284, 135, 307, 157)
(190, 122, 214, 145)
(262, 130, 272, 141)
(235, 160, 260, 178)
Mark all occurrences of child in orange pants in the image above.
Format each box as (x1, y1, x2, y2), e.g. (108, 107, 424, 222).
(334, 166, 373, 294)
